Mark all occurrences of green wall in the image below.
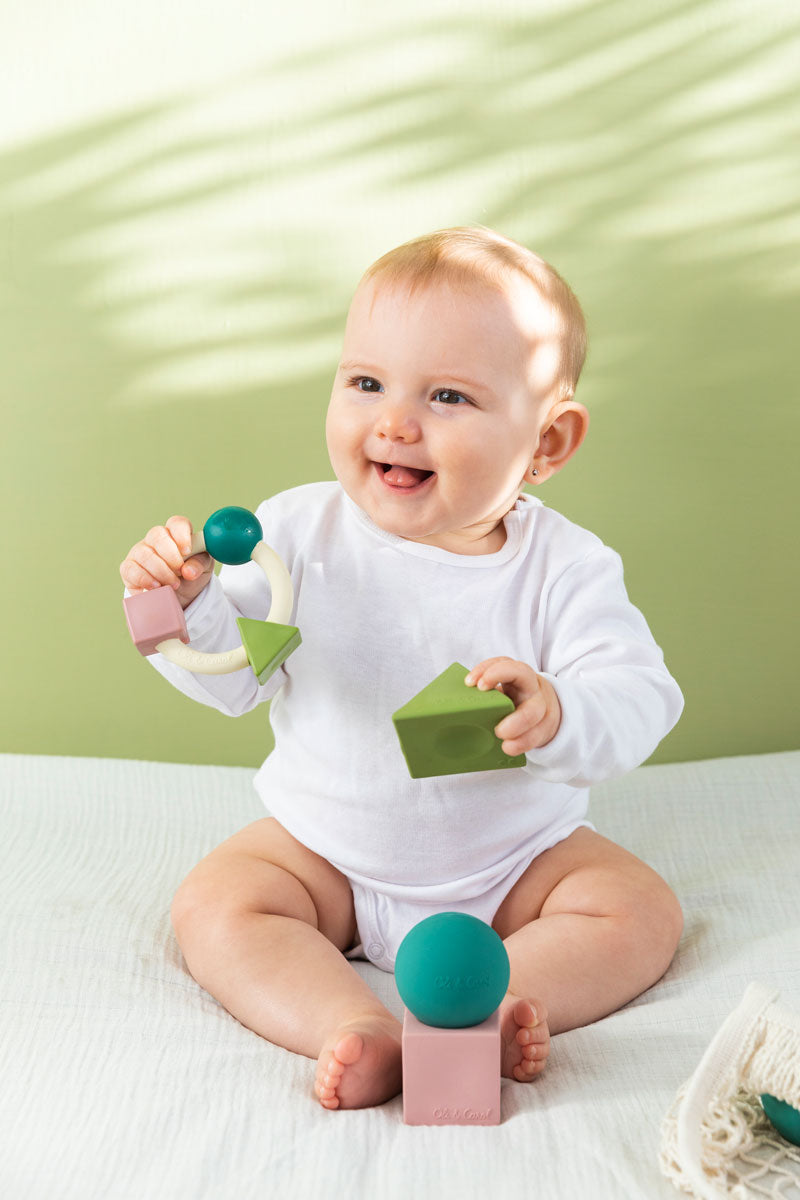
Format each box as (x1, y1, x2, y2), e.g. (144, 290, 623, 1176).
(2, 1, 798, 767)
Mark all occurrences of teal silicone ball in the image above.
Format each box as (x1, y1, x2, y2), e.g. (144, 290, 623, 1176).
(203, 506, 263, 565)
(761, 1094, 800, 1146)
(395, 912, 510, 1028)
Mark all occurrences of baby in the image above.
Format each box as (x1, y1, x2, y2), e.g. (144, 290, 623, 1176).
(120, 226, 684, 1111)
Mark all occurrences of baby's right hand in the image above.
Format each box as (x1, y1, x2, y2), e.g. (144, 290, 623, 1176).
(119, 516, 214, 610)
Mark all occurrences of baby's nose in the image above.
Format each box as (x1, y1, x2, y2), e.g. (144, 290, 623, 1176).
(374, 399, 421, 441)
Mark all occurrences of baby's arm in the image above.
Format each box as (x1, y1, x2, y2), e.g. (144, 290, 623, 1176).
(471, 546, 684, 787)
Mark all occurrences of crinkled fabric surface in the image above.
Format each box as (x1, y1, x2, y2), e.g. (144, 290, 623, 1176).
(1, 750, 798, 1200)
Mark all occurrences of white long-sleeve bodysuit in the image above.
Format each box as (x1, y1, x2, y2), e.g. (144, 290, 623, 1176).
(147, 482, 684, 970)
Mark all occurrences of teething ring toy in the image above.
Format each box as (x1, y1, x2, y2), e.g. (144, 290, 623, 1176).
(123, 506, 301, 684)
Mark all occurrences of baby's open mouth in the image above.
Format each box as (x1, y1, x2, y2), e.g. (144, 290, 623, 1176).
(376, 462, 435, 489)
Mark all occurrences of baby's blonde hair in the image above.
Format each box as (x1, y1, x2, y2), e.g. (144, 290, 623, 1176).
(360, 225, 587, 402)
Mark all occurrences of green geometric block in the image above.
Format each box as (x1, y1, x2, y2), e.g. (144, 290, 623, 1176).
(392, 661, 526, 779)
(236, 618, 301, 685)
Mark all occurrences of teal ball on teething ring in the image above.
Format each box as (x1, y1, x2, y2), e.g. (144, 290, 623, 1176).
(395, 912, 510, 1029)
(203, 506, 263, 565)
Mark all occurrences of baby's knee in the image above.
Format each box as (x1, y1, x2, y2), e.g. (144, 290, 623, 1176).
(170, 871, 249, 988)
(170, 873, 211, 950)
(170, 866, 239, 948)
(631, 877, 683, 973)
(662, 882, 684, 945)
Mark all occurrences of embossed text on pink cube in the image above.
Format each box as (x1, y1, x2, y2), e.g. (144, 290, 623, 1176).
(402, 1008, 501, 1126)
(123, 588, 189, 657)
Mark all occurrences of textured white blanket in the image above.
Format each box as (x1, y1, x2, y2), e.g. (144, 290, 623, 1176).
(1, 751, 798, 1200)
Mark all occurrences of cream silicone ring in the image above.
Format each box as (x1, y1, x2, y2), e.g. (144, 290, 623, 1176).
(156, 528, 294, 675)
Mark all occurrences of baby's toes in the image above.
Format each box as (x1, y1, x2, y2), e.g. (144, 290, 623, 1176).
(315, 1057, 344, 1108)
(517, 1003, 549, 1045)
(515, 998, 548, 1034)
(518, 1023, 549, 1052)
(316, 1085, 338, 1108)
(520, 1041, 549, 1076)
(501, 996, 551, 1081)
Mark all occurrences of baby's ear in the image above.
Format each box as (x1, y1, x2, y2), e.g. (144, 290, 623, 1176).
(526, 402, 589, 484)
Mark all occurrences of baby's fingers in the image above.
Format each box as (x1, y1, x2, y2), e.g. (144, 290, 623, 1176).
(120, 553, 161, 594)
(466, 657, 539, 701)
(144, 522, 188, 573)
(465, 658, 505, 690)
(165, 515, 196, 559)
(495, 717, 540, 757)
(179, 552, 213, 583)
(119, 520, 190, 594)
(121, 541, 181, 592)
(494, 695, 548, 747)
(498, 682, 562, 753)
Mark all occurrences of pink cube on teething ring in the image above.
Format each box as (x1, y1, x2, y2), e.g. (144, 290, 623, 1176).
(123, 588, 189, 656)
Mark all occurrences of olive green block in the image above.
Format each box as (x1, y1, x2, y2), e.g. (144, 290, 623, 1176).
(236, 618, 301, 684)
(392, 662, 526, 779)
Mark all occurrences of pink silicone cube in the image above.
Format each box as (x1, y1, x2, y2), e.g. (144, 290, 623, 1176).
(123, 588, 189, 656)
(402, 1008, 501, 1126)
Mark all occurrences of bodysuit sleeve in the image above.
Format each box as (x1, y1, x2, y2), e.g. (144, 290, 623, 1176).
(524, 545, 684, 787)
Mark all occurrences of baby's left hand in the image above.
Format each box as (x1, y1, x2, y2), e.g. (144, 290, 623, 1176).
(465, 658, 562, 756)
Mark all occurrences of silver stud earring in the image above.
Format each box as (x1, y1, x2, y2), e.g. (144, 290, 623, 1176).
(532, 468, 539, 476)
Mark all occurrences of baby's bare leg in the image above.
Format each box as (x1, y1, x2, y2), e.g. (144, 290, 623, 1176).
(493, 828, 684, 1040)
(171, 818, 402, 1109)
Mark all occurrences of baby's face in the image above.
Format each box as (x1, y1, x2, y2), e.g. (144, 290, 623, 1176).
(326, 275, 562, 554)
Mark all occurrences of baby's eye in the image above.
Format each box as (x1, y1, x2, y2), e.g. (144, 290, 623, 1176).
(433, 389, 470, 406)
(348, 375, 383, 393)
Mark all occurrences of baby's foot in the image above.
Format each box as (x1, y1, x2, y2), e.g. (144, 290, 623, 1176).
(498, 994, 550, 1081)
(314, 1015, 403, 1110)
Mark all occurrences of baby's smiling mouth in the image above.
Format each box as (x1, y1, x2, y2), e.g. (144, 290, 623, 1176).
(375, 462, 435, 490)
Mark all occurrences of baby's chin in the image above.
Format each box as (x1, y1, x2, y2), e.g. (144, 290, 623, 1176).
(335, 475, 438, 538)
(365, 509, 436, 540)
(363, 505, 442, 544)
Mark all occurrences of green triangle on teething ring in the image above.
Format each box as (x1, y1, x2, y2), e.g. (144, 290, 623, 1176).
(236, 618, 302, 684)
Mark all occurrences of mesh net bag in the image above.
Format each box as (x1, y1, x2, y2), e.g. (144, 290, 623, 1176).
(660, 984, 800, 1198)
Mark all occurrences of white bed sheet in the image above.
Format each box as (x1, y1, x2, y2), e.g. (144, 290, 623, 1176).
(1, 750, 798, 1200)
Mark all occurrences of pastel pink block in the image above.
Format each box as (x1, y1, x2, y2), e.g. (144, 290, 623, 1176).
(123, 588, 189, 656)
(402, 1008, 501, 1126)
